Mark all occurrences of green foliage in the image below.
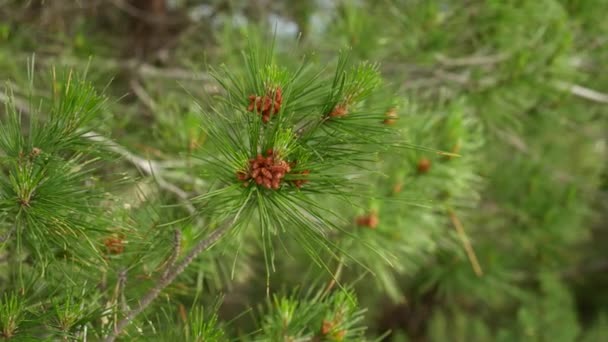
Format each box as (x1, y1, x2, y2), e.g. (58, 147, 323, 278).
(0, 0, 606, 341)
(0, 292, 27, 339)
(0, 71, 111, 271)
(196, 44, 397, 278)
(257, 289, 368, 341)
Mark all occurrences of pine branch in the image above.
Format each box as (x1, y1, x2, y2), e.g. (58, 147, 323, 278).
(161, 229, 181, 280)
(0, 90, 201, 214)
(103, 219, 233, 342)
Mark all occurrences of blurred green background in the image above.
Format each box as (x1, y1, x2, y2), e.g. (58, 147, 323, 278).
(0, 0, 607, 341)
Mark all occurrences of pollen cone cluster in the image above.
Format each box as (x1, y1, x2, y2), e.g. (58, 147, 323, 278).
(247, 87, 283, 123)
(329, 104, 348, 118)
(237, 150, 311, 190)
(237, 149, 291, 189)
(356, 211, 379, 229)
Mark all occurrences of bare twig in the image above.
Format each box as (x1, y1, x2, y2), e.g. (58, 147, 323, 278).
(82, 132, 196, 214)
(435, 52, 510, 67)
(32, 54, 212, 82)
(129, 79, 158, 111)
(553, 81, 608, 104)
(448, 209, 483, 277)
(103, 219, 234, 342)
(161, 229, 182, 280)
(117, 269, 129, 313)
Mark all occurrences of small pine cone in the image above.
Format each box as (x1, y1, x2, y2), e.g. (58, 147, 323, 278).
(274, 87, 283, 104)
(270, 165, 283, 173)
(271, 180, 280, 189)
(330, 105, 348, 118)
(30, 147, 42, 158)
(237, 171, 249, 181)
(247, 96, 257, 112)
(104, 236, 125, 255)
(383, 108, 398, 125)
(262, 96, 272, 112)
(321, 320, 333, 335)
(261, 168, 272, 179)
(417, 158, 431, 174)
(256, 98, 264, 112)
(356, 212, 379, 229)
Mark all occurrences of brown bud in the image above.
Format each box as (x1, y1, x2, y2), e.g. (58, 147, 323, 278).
(356, 212, 379, 229)
(330, 105, 348, 118)
(237, 171, 249, 181)
(393, 182, 403, 194)
(321, 320, 333, 335)
(383, 108, 398, 125)
(417, 158, 431, 174)
(30, 147, 42, 158)
(261, 168, 272, 179)
(104, 236, 125, 255)
(271, 180, 280, 189)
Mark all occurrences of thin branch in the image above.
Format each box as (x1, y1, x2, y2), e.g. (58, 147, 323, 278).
(448, 209, 483, 277)
(117, 269, 129, 313)
(435, 52, 510, 67)
(103, 219, 234, 342)
(162, 229, 182, 280)
(82, 132, 161, 175)
(553, 81, 608, 104)
(32, 54, 212, 82)
(129, 79, 158, 112)
(82, 132, 196, 214)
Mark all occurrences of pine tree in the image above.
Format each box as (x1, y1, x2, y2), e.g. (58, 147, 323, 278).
(0, 1, 607, 341)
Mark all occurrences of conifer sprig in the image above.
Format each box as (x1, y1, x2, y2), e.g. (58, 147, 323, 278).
(195, 45, 401, 275)
(0, 71, 110, 269)
(257, 289, 368, 341)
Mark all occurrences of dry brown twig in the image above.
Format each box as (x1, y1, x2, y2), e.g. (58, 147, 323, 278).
(103, 218, 234, 342)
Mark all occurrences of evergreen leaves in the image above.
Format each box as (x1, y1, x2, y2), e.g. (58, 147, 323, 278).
(0, 70, 109, 269)
(195, 44, 397, 275)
